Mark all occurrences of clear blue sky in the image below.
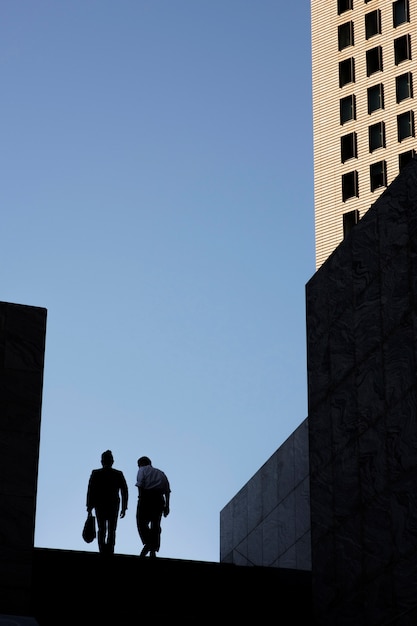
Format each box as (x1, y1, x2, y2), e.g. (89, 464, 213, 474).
(2, 0, 314, 562)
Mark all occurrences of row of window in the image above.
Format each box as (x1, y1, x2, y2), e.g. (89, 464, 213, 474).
(340, 73, 413, 124)
(341, 113, 413, 161)
(338, 0, 408, 24)
(343, 162, 384, 198)
(341, 110, 414, 164)
(342, 150, 415, 201)
(339, 0, 409, 48)
(339, 34, 411, 87)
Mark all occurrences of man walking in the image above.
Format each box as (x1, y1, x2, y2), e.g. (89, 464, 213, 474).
(86, 450, 128, 555)
(136, 456, 171, 558)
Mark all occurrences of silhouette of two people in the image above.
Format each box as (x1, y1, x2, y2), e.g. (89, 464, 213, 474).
(86, 450, 128, 555)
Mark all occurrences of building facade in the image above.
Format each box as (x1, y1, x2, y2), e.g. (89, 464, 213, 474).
(312, 0, 417, 269)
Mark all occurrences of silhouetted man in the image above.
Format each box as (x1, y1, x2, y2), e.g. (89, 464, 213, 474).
(86, 450, 128, 555)
(136, 456, 170, 558)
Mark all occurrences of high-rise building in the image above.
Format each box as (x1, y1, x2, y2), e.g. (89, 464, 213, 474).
(312, 0, 417, 269)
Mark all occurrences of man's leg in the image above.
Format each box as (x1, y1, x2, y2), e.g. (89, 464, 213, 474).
(96, 514, 106, 554)
(107, 509, 119, 554)
(148, 501, 164, 554)
(137, 499, 152, 555)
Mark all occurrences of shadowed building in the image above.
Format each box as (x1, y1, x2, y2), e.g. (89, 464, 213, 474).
(221, 157, 417, 625)
(307, 150, 417, 625)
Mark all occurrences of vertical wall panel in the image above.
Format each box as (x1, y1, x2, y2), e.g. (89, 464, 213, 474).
(0, 302, 47, 615)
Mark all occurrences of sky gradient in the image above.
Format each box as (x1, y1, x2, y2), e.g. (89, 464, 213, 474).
(2, 0, 314, 562)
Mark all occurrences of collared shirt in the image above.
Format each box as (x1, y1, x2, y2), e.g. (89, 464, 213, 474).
(136, 465, 171, 493)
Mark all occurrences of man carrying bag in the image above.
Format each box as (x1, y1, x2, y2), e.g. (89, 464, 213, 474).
(86, 450, 128, 555)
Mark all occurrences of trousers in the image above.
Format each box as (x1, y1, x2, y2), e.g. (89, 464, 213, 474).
(136, 489, 165, 552)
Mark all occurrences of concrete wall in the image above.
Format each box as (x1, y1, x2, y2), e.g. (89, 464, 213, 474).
(307, 158, 417, 625)
(220, 418, 311, 570)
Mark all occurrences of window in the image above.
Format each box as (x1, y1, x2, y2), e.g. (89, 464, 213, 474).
(339, 58, 355, 87)
(342, 171, 359, 201)
(397, 110, 415, 141)
(370, 161, 387, 191)
(343, 210, 359, 238)
(369, 122, 386, 152)
(338, 22, 354, 50)
(394, 34, 411, 65)
(393, 0, 409, 27)
(365, 10, 381, 39)
(338, 0, 352, 14)
(341, 132, 358, 162)
(396, 72, 413, 103)
(399, 150, 416, 170)
(367, 83, 384, 113)
(340, 94, 356, 123)
(366, 46, 383, 76)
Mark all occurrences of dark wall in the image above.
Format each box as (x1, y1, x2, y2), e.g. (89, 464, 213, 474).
(30, 547, 313, 625)
(307, 159, 417, 625)
(0, 302, 47, 615)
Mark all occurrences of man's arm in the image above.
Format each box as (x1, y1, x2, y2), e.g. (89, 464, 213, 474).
(120, 472, 128, 518)
(86, 471, 95, 513)
(163, 485, 170, 517)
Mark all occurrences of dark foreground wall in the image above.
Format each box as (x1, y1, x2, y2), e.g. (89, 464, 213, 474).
(307, 158, 417, 625)
(0, 302, 47, 615)
(30, 548, 313, 625)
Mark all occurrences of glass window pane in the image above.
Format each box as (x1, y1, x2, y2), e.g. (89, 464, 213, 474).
(341, 132, 357, 163)
(394, 35, 411, 65)
(396, 73, 413, 103)
(365, 10, 381, 39)
(366, 47, 383, 76)
(367, 84, 384, 114)
(342, 171, 359, 201)
(340, 95, 356, 124)
(369, 122, 385, 152)
(370, 161, 387, 191)
(399, 150, 416, 170)
(338, 0, 352, 15)
(397, 111, 415, 141)
(338, 22, 354, 50)
(339, 58, 355, 87)
(343, 210, 359, 238)
(393, 0, 409, 27)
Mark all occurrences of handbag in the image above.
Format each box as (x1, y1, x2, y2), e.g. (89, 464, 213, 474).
(82, 512, 96, 543)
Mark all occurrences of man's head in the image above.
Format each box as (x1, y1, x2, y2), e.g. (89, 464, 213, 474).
(137, 456, 152, 467)
(101, 450, 114, 467)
